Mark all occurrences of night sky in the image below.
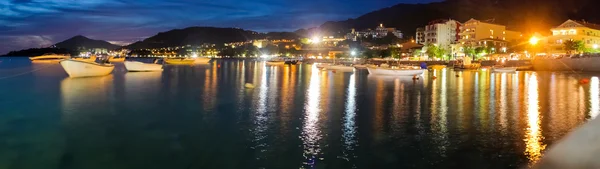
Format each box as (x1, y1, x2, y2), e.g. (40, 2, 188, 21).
(1, 0, 438, 53)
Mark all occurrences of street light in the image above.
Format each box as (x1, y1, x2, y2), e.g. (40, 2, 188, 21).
(311, 37, 320, 44)
(529, 36, 539, 46)
(351, 50, 357, 56)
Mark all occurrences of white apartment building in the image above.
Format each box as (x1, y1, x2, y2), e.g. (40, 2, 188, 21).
(420, 19, 461, 51)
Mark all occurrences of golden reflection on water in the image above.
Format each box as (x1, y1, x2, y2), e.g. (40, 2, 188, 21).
(302, 64, 322, 167)
(524, 73, 546, 164)
(61, 76, 114, 119)
(202, 62, 218, 111)
(499, 73, 508, 129)
(590, 77, 599, 119)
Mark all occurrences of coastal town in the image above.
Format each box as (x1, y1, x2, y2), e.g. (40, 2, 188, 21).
(67, 19, 598, 61)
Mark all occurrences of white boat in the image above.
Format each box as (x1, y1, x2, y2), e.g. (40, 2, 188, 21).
(194, 57, 211, 64)
(29, 54, 70, 63)
(491, 67, 517, 73)
(353, 64, 367, 69)
(108, 56, 125, 62)
(266, 61, 285, 66)
(124, 61, 163, 72)
(327, 65, 355, 72)
(164, 58, 195, 65)
(367, 67, 425, 76)
(60, 59, 114, 78)
(316, 63, 330, 69)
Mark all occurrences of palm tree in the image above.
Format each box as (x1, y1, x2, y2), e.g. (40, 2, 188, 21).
(564, 40, 586, 54)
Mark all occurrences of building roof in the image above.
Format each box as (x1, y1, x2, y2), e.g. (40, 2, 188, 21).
(464, 18, 505, 27)
(572, 20, 600, 30)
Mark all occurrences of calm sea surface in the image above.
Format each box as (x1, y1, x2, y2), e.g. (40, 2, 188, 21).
(0, 57, 599, 169)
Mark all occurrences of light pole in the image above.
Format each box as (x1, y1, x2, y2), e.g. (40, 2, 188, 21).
(529, 36, 539, 58)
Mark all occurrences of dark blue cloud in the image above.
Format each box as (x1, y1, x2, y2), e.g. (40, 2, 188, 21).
(0, 0, 439, 53)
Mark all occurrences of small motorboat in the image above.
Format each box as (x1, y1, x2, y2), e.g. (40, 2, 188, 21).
(194, 57, 211, 64)
(29, 53, 70, 63)
(367, 67, 425, 76)
(284, 60, 299, 65)
(265, 58, 286, 66)
(491, 67, 517, 73)
(124, 61, 163, 72)
(428, 65, 447, 69)
(60, 59, 114, 78)
(327, 64, 355, 72)
(108, 56, 125, 62)
(453, 57, 480, 70)
(353, 64, 369, 69)
(266, 61, 285, 66)
(316, 63, 330, 69)
(164, 58, 195, 65)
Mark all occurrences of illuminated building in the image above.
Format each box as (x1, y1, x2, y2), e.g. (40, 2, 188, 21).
(416, 27, 425, 44)
(459, 18, 522, 47)
(346, 24, 403, 40)
(547, 20, 600, 53)
(419, 19, 461, 51)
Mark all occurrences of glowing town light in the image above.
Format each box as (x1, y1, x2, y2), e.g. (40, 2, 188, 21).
(191, 52, 198, 58)
(594, 44, 599, 49)
(350, 50, 357, 56)
(312, 38, 320, 44)
(529, 36, 539, 46)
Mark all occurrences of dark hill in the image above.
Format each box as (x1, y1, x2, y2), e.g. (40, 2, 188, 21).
(317, 0, 600, 37)
(55, 35, 121, 51)
(126, 27, 303, 49)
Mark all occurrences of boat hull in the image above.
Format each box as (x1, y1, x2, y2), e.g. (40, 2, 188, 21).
(532, 57, 600, 71)
(428, 65, 447, 69)
(124, 61, 163, 72)
(30, 55, 69, 63)
(327, 65, 355, 72)
(492, 67, 517, 73)
(194, 58, 211, 64)
(367, 67, 425, 76)
(60, 60, 114, 78)
(266, 61, 285, 66)
(108, 57, 125, 62)
(165, 58, 195, 65)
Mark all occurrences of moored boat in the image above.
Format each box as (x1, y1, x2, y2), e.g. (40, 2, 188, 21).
(316, 63, 330, 69)
(164, 58, 195, 65)
(266, 60, 285, 66)
(194, 57, 211, 64)
(491, 67, 517, 73)
(327, 64, 355, 72)
(367, 67, 425, 76)
(108, 56, 125, 62)
(60, 59, 114, 78)
(428, 65, 447, 69)
(124, 61, 163, 72)
(29, 54, 70, 63)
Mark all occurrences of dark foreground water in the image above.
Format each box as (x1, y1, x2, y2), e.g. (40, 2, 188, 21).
(0, 57, 599, 169)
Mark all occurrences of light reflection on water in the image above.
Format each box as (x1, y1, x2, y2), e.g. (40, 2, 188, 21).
(5, 57, 600, 169)
(302, 64, 322, 168)
(341, 73, 357, 167)
(525, 73, 545, 164)
(590, 77, 599, 119)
